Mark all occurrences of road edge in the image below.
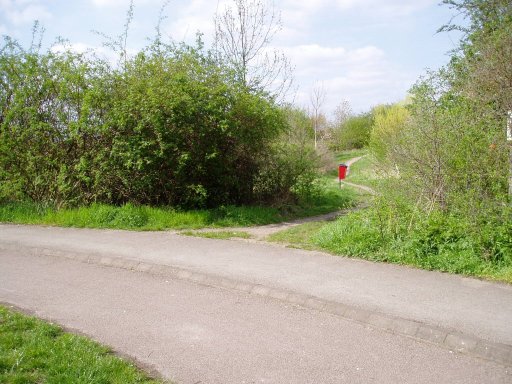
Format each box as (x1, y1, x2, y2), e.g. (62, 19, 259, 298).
(2, 242, 511, 367)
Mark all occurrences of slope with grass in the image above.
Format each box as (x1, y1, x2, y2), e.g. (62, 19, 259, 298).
(267, 150, 512, 284)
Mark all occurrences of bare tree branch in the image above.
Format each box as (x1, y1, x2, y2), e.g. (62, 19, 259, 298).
(214, 0, 293, 100)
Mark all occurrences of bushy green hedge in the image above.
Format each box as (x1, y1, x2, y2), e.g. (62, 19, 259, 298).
(0, 37, 315, 208)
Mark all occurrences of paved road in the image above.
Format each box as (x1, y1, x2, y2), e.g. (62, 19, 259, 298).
(1, 224, 512, 383)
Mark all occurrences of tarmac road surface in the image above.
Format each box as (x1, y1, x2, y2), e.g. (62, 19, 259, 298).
(1, 224, 511, 383)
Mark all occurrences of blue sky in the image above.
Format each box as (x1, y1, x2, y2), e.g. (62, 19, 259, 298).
(0, 0, 463, 115)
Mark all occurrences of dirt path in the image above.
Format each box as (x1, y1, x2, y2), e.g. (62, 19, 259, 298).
(186, 155, 374, 240)
(338, 155, 377, 195)
(343, 155, 365, 167)
(192, 204, 367, 240)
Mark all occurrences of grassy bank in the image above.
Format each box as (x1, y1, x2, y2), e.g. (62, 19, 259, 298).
(267, 209, 512, 284)
(0, 182, 356, 230)
(0, 306, 165, 384)
(268, 150, 512, 284)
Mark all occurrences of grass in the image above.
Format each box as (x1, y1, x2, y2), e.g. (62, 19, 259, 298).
(312, 210, 512, 284)
(0, 202, 280, 230)
(345, 156, 379, 187)
(181, 230, 252, 240)
(0, 175, 357, 231)
(267, 149, 512, 284)
(0, 305, 166, 384)
(335, 149, 368, 163)
(266, 221, 325, 250)
(268, 209, 512, 284)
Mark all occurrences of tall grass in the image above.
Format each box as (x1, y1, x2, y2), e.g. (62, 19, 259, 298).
(0, 182, 356, 230)
(312, 208, 512, 283)
(0, 202, 281, 230)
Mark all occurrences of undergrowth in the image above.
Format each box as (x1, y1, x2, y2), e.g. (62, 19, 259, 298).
(0, 182, 355, 230)
(312, 207, 512, 283)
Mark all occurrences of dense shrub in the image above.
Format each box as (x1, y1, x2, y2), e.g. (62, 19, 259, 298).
(0, 36, 314, 208)
(314, 204, 511, 279)
(254, 106, 321, 204)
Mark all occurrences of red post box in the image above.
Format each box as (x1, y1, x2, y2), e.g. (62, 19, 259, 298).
(338, 163, 348, 180)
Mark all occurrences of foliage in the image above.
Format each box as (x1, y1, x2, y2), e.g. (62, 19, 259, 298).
(330, 112, 373, 151)
(343, 0, 512, 280)
(0, 26, 312, 209)
(369, 104, 409, 162)
(0, 180, 356, 230)
(310, 205, 511, 283)
(0, 306, 164, 383)
(254, 106, 321, 203)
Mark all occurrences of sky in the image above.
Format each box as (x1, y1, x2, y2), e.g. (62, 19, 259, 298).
(0, 0, 464, 116)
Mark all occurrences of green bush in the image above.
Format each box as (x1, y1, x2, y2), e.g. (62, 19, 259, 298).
(0, 34, 318, 209)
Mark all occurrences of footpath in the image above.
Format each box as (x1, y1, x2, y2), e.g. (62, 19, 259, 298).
(1, 223, 511, 369)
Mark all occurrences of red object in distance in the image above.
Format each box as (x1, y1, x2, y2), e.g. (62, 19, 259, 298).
(338, 164, 348, 180)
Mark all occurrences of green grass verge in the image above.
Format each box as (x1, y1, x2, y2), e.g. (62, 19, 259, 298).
(0, 306, 166, 384)
(345, 156, 379, 187)
(0, 182, 356, 231)
(181, 230, 252, 240)
(266, 221, 325, 250)
(268, 209, 512, 284)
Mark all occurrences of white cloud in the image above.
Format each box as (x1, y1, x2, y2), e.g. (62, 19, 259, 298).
(91, 0, 125, 6)
(166, 14, 215, 42)
(283, 44, 385, 78)
(90, 0, 157, 7)
(283, 43, 413, 113)
(281, 0, 437, 21)
(351, 0, 437, 17)
(163, 0, 231, 44)
(0, 0, 51, 25)
(50, 41, 137, 66)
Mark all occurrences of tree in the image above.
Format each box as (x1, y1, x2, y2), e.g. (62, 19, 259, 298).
(214, 0, 293, 99)
(309, 81, 325, 149)
(441, 0, 512, 200)
(331, 112, 373, 151)
(333, 100, 352, 127)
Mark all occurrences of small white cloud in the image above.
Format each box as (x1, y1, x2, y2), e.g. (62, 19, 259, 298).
(90, 0, 160, 8)
(0, 0, 51, 25)
(91, 0, 135, 7)
(163, 0, 231, 44)
(282, 43, 413, 113)
(166, 14, 215, 43)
